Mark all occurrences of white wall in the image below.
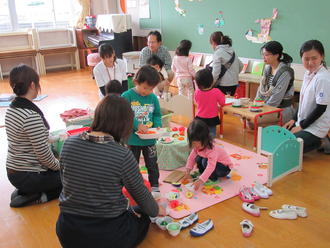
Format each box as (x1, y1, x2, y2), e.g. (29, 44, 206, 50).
(91, 0, 118, 15)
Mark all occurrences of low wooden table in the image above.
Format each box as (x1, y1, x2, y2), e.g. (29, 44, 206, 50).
(220, 104, 283, 148)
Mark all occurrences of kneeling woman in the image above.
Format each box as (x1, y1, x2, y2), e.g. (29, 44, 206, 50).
(56, 95, 162, 248)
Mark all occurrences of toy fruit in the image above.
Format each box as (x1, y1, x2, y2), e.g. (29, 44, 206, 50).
(179, 131, 185, 136)
(178, 137, 184, 141)
(172, 127, 178, 131)
(185, 191, 193, 199)
(179, 127, 185, 132)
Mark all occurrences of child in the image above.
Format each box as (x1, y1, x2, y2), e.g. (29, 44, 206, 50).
(171, 40, 195, 98)
(182, 119, 233, 191)
(105, 79, 123, 95)
(146, 55, 170, 99)
(122, 65, 162, 192)
(194, 68, 225, 137)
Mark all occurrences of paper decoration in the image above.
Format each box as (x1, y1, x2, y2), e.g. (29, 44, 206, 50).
(251, 61, 265, 76)
(173, 0, 203, 16)
(198, 24, 204, 35)
(215, 11, 225, 27)
(190, 53, 203, 66)
(139, 0, 150, 19)
(245, 8, 278, 44)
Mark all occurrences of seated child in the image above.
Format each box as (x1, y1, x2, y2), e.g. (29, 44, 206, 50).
(182, 119, 233, 191)
(105, 79, 123, 95)
(146, 55, 171, 99)
(122, 65, 162, 192)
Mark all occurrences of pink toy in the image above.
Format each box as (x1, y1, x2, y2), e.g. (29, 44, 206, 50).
(87, 53, 101, 66)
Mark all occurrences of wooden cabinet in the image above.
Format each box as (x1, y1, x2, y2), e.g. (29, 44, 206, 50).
(75, 29, 99, 68)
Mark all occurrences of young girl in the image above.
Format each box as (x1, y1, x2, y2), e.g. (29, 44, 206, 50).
(194, 68, 226, 137)
(182, 119, 233, 191)
(209, 31, 243, 96)
(256, 41, 295, 123)
(283, 40, 330, 153)
(171, 40, 195, 98)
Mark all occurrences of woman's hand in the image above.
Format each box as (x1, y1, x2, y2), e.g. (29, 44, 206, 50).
(283, 120, 295, 130)
(193, 179, 204, 191)
(138, 124, 148, 133)
(291, 125, 302, 134)
(158, 202, 168, 216)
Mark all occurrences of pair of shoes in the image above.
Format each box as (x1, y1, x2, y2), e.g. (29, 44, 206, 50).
(10, 193, 41, 208)
(240, 219, 254, 237)
(269, 209, 298, 220)
(242, 203, 268, 217)
(238, 187, 255, 203)
(178, 213, 198, 229)
(253, 182, 272, 199)
(281, 204, 308, 218)
(189, 219, 214, 237)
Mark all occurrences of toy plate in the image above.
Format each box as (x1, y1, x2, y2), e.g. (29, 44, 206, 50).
(136, 128, 167, 139)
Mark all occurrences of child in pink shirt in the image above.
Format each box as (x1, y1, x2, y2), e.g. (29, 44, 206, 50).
(182, 119, 233, 190)
(171, 40, 195, 98)
(194, 68, 225, 137)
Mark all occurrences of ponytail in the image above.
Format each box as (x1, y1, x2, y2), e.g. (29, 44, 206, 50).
(221, 35, 232, 46)
(281, 53, 293, 64)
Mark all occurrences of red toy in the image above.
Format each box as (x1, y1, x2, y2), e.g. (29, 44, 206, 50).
(122, 179, 151, 206)
(172, 127, 178, 131)
(179, 127, 185, 132)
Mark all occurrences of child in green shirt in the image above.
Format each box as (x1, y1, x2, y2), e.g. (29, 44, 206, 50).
(122, 65, 162, 191)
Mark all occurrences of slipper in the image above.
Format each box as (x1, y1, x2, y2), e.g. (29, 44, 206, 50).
(178, 213, 198, 229)
(281, 204, 308, 217)
(254, 181, 272, 196)
(240, 219, 254, 237)
(239, 187, 255, 203)
(189, 219, 214, 237)
(269, 209, 297, 220)
(242, 202, 268, 217)
(248, 187, 261, 200)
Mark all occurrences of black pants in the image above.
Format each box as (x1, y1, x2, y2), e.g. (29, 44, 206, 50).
(56, 209, 150, 248)
(196, 156, 231, 181)
(216, 85, 237, 96)
(130, 145, 159, 187)
(7, 169, 62, 203)
(294, 130, 321, 153)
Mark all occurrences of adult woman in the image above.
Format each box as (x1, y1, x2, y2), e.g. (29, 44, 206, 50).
(256, 41, 295, 123)
(93, 43, 128, 96)
(56, 95, 162, 248)
(284, 40, 330, 153)
(5, 65, 62, 208)
(209, 31, 243, 96)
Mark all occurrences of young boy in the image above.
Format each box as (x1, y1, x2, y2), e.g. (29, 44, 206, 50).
(105, 79, 123, 95)
(122, 65, 162, 192)
(146, 55, 171, 99)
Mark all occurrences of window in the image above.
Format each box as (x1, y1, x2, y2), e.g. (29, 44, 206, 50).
(0, 0, 81, 32)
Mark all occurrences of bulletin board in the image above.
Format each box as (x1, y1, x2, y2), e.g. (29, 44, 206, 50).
(139, 0, 330, 64)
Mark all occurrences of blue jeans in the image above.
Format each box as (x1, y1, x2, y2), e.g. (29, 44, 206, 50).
(196, 156, 231, 181)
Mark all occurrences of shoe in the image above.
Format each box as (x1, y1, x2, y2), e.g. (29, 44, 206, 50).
(281, 204, 308, 217)
(151, 187, 160, 192)
(238, 187, 255, 203)
(179, 213, 199, 229)
(242, 202, 267, 217)
(253, 184, 269, 199)
(240, 219, 254, 237)
(269, 209, 298, 220)
(248, 187, 261, 200)
(190, 219, 214, 237)
(151, 191, 161, 200)
(11, 189, 20, 200)
(9, 193, 41, 208)
(254, 181, 272, 196)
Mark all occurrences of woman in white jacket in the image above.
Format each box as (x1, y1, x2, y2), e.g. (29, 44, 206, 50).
(209, 31, 243, 96)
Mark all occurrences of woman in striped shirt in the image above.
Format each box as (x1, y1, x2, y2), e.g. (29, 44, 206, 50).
(56, 95, 163, 248)
(5, 65, 62, 208)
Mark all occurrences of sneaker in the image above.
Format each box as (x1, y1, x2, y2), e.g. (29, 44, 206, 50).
(269, 209, 298, 220)
(248, 187, 261, 200)
(254, 181, 272, 196)
(179, 213, 199, 229)
(242, 202, 267, 217)
(252, 185, 269, 199)
(9, 193, 41, 208)
(10, 189, 19, 200)
(281, 204, 308, 218)
(240, 219, 254, 237)
(190, 219, 214, 237)
(239, 187, 255, 203)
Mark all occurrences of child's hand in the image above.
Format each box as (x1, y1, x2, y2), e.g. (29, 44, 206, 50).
(193, 179, 204, 191)
(138, 124, 148, 133)
(181, 172, 192, 182)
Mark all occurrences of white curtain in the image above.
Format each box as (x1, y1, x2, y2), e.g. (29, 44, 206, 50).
(76, 0, 91, 28)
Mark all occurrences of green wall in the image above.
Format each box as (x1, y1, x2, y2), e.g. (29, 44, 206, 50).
(140, 0, 330, 64)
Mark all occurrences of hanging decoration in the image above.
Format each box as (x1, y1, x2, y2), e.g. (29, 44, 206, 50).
(173, 0, 203, 17)
(197, 24, 204, 35)
(214, 11, 225, 27)
(245, 8, 278, 44)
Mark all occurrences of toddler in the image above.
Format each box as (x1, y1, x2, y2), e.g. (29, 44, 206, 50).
(182, 119, 233, 190)
(105, 79, 123, 95)
(122, 65, 162, 192)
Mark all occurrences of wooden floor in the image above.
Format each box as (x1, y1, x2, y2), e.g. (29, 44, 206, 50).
(0, 70, 329, 248)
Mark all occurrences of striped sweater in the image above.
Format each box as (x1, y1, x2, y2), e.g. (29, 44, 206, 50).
(59, 134, 159, 218)
(5, 107, 60, 172)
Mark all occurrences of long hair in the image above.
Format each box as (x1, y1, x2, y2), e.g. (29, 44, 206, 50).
(9, 64, 40, 96)
(187, 119, 213, 150)
(210, 31, 232, 46)
(261, 41, 293, 64)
